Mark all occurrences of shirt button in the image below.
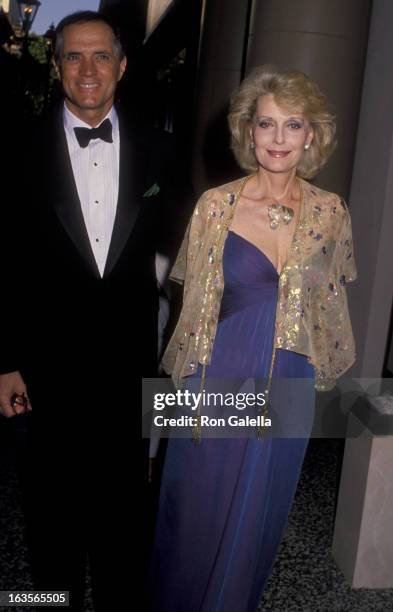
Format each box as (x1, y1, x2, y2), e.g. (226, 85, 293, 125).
(94, 200, 99, 204)
(95, 238, 99, 242)
(94, 162, 98, 167)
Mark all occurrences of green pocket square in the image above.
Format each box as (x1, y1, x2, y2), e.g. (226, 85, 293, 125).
(143, 183, 160, 197)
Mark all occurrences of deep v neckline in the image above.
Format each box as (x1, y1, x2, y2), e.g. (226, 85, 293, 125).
(227, 174, 304, 278)
(228, 231, 280, 277)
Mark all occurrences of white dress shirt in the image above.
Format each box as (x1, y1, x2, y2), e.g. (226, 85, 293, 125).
(63, 104, 120, 277)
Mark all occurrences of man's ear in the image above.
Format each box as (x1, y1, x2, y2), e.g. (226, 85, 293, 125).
(118, 56, 127, 82)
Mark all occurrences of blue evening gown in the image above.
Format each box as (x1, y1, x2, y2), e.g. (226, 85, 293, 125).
(149, 230, 315, 612)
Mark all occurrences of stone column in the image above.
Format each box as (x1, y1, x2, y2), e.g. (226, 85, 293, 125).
(332, 409, 393, 588)
(346, 0, 393, 381)
(246, 0, 371, 197)
(191, 0, 251, 194)
(332, 0, 393, 587)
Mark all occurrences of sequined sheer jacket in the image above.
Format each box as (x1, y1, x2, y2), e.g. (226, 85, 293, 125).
(162, 176, 356, 390)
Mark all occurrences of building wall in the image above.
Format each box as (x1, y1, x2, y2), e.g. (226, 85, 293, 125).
(98, 0, 393, 379)
(146, 0, 173, 38)
(345, 0, 393, 380)
(0, 0, 20, 26)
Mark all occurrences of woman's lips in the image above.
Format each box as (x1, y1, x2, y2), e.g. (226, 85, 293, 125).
(267, 150, 291, 158)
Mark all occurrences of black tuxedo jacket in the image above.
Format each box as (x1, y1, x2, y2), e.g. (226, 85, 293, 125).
(1, 105, 172, 412)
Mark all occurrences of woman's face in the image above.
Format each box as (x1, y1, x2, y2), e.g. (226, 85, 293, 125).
(251, 94, 313, 174)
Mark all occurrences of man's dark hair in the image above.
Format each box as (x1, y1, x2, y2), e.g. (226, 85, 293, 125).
(54, 11, 125, 63)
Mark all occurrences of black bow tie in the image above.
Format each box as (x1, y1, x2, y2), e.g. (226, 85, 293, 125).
(74, 118, 113, 148)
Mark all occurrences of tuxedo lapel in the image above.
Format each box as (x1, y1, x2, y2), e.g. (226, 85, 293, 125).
(49, 111, 101, 278)
(103, 114, 144, 278)
(46, 108, 149, 279)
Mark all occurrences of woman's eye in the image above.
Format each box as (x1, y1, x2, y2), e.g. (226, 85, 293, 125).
(288, 122, 302, 129)
(258, 120, 272, 128)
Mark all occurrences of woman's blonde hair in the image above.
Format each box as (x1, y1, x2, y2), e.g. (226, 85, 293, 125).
(228, 64, 336, 179)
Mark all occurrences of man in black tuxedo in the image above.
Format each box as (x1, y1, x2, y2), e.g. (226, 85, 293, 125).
(0, 11, 169, 610)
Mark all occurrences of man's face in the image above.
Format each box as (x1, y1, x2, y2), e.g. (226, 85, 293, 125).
(57, 21, 127, 125)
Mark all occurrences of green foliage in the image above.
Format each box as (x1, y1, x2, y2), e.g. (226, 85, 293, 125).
(21, 35, 58, 117)
(28, 35, 48, 64)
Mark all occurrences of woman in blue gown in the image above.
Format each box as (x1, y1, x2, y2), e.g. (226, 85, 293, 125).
(148, 65, 356, 611)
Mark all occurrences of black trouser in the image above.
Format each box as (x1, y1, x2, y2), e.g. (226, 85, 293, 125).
(18, 373, 154, 611)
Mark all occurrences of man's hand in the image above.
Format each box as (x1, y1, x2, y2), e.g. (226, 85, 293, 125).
(0, 371, 31, 417)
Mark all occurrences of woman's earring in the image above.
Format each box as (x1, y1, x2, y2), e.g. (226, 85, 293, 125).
(304, 142, 311, 150)
(250, 139, 255, 150)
